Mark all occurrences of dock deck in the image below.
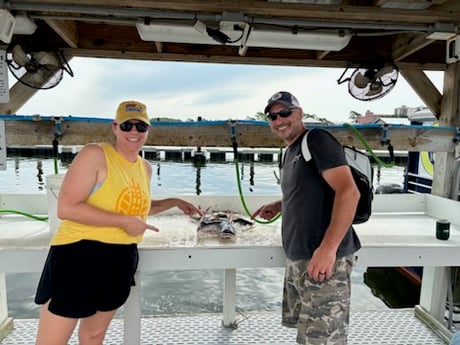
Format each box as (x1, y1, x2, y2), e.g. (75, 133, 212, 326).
(0, 309, 450, 345)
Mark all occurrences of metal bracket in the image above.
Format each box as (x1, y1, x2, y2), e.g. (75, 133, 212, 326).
(53, 116, 63, 140)
(229, 120, 237, 143)
(380, 124, 395, 163)
(229, 119, 238, 158)
(380, 124, 391, 146)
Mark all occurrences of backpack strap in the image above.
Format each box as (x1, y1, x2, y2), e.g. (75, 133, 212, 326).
(302, 128, 325, 162)
(281, 128, 314, 168)
(301, 129, 312, 162)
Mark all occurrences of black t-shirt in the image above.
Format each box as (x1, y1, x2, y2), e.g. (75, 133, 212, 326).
(280, 128, 361, 261)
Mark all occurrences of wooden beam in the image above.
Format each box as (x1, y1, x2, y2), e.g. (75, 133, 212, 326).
(0, 62, 72, 115)
(436, 0, 460, 11)
(154, 41, 163, 53)
(316, 51, 330, 60)
(392, 33, 435, 62)
(15, 0, 460, 25)
(44, 19, 79, 48)
(62, 48, 447, 71)
(431, 61, 460, 199)
(399, 69, 442, 116)
(1, 119, 456, 152)
(439, 62, 460, 128)
(0, 81, 39, 115)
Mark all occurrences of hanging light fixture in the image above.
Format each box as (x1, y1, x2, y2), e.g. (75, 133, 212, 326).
(245, 28, 351, 51)
(136, 20, 351, 51)
(0, 9, 15, 44)
(13, 15, 37, 35)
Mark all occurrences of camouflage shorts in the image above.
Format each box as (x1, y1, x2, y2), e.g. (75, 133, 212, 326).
(282, 255, 355, 345)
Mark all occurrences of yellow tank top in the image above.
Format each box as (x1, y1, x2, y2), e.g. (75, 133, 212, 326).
(51, 143, 151, 245)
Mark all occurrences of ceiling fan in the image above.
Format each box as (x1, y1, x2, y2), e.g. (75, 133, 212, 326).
(337, 63, 399, 101)
(5, 43, 73, 90)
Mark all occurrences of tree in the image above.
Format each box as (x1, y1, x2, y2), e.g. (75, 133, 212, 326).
(349, 110, 362, 122)
(250, 112, 267, 121)
(303, 113, 334, 124)
(247, 111, 334, 123)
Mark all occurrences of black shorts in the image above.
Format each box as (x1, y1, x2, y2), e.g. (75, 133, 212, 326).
(35, 239, 139, 318)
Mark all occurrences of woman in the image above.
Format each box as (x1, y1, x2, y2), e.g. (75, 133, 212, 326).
(34, 100, 202, 345)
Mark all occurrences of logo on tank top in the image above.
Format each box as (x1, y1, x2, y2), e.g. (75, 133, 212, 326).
(115, 179, 150, 216)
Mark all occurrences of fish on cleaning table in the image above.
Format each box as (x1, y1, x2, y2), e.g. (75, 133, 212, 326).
(196, 210, 255, 241)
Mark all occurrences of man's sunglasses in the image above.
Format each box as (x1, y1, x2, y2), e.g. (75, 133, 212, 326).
(118, 121, 149, 133)
(266, 108, 296, 121)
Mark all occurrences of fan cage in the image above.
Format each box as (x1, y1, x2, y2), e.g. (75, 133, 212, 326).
(5, 46, 66, 90)
(347, 65, 399, 101)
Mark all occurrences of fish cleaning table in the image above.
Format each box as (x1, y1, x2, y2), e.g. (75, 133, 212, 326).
(0, 193, 459, 344)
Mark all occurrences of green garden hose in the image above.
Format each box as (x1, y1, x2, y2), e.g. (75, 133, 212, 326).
(0, 209, 48, 221)
(232, 140, 281, 224)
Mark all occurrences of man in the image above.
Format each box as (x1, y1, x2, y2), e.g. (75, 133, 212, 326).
(252, 91, 361, 345)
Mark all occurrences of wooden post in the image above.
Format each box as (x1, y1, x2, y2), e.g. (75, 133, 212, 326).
(431, 61, 460, 199)
(420, 61, 460, 324)
(222, 268, 237, 327)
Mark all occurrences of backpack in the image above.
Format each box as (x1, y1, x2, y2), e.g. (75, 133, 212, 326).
(301, 129, 374, 224)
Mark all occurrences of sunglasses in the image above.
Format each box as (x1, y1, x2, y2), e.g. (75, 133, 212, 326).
(266, 107, 297, 121)
(118, 121, 149, 133)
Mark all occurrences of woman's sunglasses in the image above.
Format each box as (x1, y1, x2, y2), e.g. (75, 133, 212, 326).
(266, 107, 296, 121)
(118, 121, 149, 133)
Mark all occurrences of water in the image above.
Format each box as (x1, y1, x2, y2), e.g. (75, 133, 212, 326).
(0, 157, 283, 196)
(2, 155, 404, 319)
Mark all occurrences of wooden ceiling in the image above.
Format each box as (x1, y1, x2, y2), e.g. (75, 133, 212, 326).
(1, 1, 460, 155)
(4, 0, 460, 70)
(2, 0, 460, 116)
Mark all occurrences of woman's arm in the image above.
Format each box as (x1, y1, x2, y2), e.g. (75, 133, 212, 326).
(57, 144, 158, 235)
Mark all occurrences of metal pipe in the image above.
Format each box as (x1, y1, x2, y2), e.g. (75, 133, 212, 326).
(250, 17, 431, 32)
(10, 2, 444, 33)
(10, 3, 203, 20)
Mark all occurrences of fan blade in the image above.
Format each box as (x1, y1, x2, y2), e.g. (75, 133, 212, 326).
(375, 65, 394, 79)
(21, 67, 56, 88)
(366, 82, 383, 97)
(12, 45, 30, 66)
(30, 70, 47, 87)
(354, 72, 369, 89)
(33, 51, 60, 69)
(21, 69, 45, 87)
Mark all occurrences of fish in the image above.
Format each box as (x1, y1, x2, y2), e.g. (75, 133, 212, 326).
(196, 210, 255, 241)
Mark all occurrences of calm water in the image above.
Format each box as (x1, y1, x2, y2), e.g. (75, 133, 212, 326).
(2, 155, 404, 319)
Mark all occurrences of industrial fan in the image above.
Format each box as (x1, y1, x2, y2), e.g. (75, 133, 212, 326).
(5, 44, 73, 90)
(337, 64, 399, 101)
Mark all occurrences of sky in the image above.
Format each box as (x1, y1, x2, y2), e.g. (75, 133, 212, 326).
(12, 57, 444, 124)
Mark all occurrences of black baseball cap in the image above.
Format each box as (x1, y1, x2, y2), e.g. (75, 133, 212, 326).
(264, 91, 300, 114)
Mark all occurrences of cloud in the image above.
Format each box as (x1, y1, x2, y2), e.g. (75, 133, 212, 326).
(14, 57, 443, 123)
